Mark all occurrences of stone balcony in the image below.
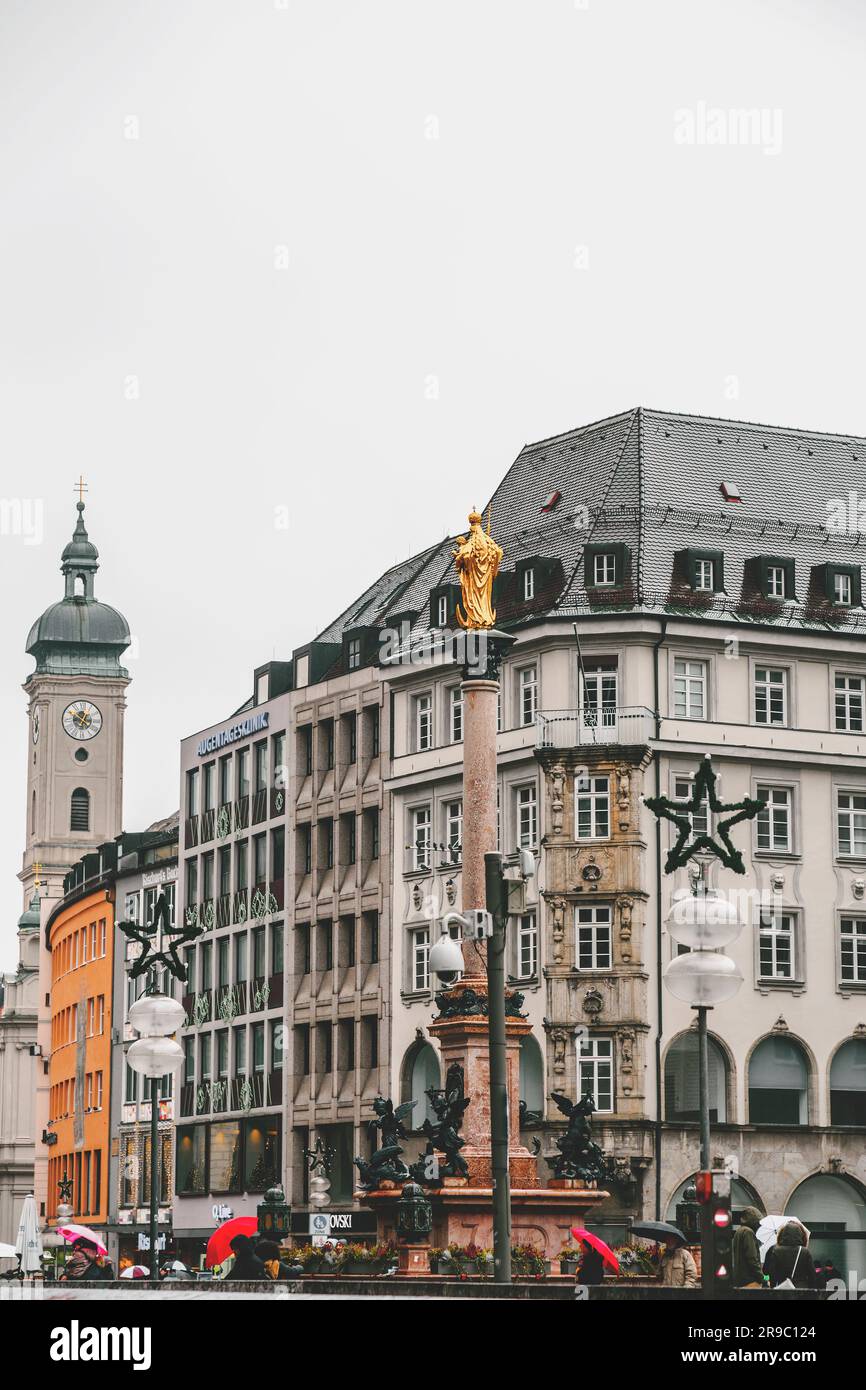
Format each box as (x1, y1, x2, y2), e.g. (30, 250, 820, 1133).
(535, 706, 655, 750)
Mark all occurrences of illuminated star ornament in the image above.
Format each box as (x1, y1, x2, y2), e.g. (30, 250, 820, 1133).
(644, 756, 766, 875)
(118, 891, 203, 983)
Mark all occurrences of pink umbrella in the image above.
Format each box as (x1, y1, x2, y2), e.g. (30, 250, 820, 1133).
(571, 1226, 620, 1273)
(54, 1223, 107, 1255)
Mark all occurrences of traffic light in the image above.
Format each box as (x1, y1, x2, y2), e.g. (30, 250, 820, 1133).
(699, 1170, 733, 1294)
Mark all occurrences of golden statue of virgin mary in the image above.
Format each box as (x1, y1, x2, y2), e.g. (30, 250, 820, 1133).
(453, 507, 503, 629)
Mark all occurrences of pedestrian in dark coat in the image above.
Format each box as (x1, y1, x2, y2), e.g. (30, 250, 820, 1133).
(764, 1222, 818, 1289)
(224, 1233, 267, 1280)
(732, 1206, 764, 1288)
(256, 1240, 294, 1280)
(575, 1242, 605, 1286)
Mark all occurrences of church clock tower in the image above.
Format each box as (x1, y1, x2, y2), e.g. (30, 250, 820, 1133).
(21, 494, 131, 905)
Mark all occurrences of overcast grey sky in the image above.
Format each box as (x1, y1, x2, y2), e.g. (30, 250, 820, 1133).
(2, 0, 866, 963)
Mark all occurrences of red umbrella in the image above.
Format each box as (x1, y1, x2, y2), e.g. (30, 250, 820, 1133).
(571, 1227, 619, 1273)
(205, 1216, 259, 1270)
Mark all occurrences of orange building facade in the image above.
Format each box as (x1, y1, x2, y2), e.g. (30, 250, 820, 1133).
(46, 887, 115, 1227)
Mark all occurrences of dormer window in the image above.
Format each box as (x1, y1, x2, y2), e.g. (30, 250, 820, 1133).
(437, 595, 448, 626)
(767, 565, 786, 598)
(719, 482, 741, 503)
(593, 553, 616, 586)
(523, 567, 535, 601)
(757, 556, 796, 602)
(694, 559, 715, 592)
(584, 543, 631, 591)
(347, 638, 361, 670)
(834, 572, 852, 606)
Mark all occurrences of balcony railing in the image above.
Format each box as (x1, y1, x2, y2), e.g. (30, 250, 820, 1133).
(535, 705, 655, 749)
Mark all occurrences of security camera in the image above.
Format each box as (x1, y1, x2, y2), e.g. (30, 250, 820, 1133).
(429, 929, 465, 984)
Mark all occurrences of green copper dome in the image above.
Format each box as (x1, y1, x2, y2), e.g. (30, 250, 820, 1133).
(18, 890, 41, 932)
(25, 502, 130, 678)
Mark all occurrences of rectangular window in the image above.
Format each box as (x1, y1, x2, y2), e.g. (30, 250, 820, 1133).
(416, 693, 433, 751)
(235, 840, 248, 890)
(437, 594, 448, 627)
(694, 558, 715, 591)
(347, 637, 361, 670)
(445, 800, 463, 862)
(840, 916, 866, 984)
(234, 1026, 247, 1076)
(758, 911, 796, 981)
(674, 658, 707, 720)
(523, 567, 535, 601)
(449, 687, 463, 743)
(237, 748, 250, 799)
(234, 932, 247, 983)
(838, 790, 866, 857)
(411, 806, 431, 870)
(674, 773, 710, 837)
(767, 564, 787, 598)
(579, 1037, 613, 1113)
(756, 786, 792, 853)
(411, 926, 430, 992)
(517, 914, 537, 979)
(576, 775, 610, 840)
(835, 674, 864, 732)
(834, 572, 853, 606)
(519, 665, 538, 727)
(516, 785, 537, 850)
(346, 713, 357, 765)
(253, 833, 267, 885)
(593, 553, 616, 586)
(186, 768, 200, 816)
(203, 762, 215, 812)
(254, 741, 268, 793)
(576, 904, 612, 969)
(369, 808, 380, 860)
(219, 755, 232, 805)
(754, 667, 788, 726)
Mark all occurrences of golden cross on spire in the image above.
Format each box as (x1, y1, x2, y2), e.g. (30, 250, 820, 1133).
(33, 862, 42, 890)
(74, 475, 88, 505)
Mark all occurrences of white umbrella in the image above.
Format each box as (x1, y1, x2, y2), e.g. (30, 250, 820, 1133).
(120, 1265, 150, 1279)
(0, 1242, 18, 1260)
(756, 1214, 810, 1262)
(15, 1194, 43, 1274)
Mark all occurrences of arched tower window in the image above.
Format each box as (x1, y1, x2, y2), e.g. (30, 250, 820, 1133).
(665, 1033, 728, 1122)
(830, 1039, 866, 1126)
(31, 789, 36, 836)
(70, 787, 90, 832)
(748, 1035, 809, 1124)
(406, 1042, 440, 1127)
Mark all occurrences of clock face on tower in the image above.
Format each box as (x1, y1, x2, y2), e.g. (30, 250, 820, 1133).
(32, 710, 40, 745)
(62, 700, 103, 741)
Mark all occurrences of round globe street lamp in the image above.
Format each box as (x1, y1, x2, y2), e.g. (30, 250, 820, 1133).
(664, 873, 746, 1172)
(127, 993, 185, 1284)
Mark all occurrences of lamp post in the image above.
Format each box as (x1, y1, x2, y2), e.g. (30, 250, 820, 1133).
(663, 871, 745, 1169)
(126, 992, 185, 1285)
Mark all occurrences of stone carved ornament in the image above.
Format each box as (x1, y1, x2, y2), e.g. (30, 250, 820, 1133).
(546, 895, 567, 965)
(618, 895, 634, 963)
(615, 763, 632, 830)
(549, 765, 566, 837)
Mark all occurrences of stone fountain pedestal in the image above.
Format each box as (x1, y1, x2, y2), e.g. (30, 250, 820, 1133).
(359, 981, 609, 1258)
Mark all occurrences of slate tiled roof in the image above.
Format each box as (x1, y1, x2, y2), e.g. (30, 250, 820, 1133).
(313, 408, 866, 656)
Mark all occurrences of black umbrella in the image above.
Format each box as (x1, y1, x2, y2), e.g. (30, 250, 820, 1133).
(630, 1220, 687, 1246)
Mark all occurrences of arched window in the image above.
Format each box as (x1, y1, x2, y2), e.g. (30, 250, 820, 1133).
(665, 1033, 728, 1123)
(70, 787, 90, 832)
(830, 1039, 866, 1126)
(407, 1043, 440, 1127)
(519, 1034, 544, 1120)
(31, 789, 36, 836)
(786, 1174, 866, 1283)
(74, 573, 86, 597)
(748, 1035, 808, 1124)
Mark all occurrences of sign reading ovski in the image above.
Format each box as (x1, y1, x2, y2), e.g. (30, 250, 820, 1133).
(197, 711, 269, 757)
